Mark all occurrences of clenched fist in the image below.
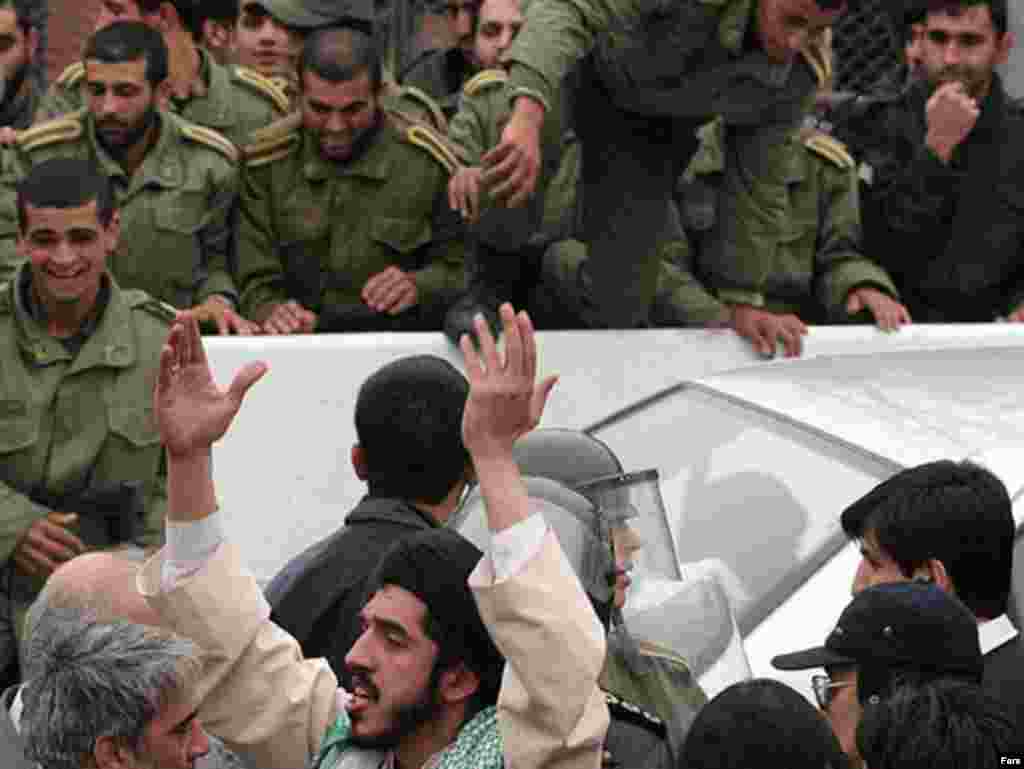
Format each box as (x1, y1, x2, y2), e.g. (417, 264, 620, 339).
(925, 82, 980, 163)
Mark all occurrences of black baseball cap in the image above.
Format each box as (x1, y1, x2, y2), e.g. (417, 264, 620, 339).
(772, 582, 982, 704)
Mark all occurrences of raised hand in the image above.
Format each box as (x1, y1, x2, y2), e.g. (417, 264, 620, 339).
(154, 312, 268, 458)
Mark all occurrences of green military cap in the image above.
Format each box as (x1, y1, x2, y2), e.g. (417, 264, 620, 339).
(244, 0, 374, 27)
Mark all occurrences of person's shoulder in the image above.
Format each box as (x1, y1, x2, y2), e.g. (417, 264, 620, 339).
(462, 68, 509, 99)
(603, 689, 670, 766)
(381, 82, 448, 133)
(229, 64, 292, 115)
(400, 48, 447, 82)
(120, 288, 178, 330)
(53, 60, 86, 92)
(385, 112, 461, 176)
(15, 108, 87, 153)
(241, 111, 303, 169)
(168, 113, 238, 165)
(801, 129, 855, 171)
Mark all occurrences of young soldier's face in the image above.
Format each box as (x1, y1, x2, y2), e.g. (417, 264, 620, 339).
(19, 201, 117, 310)
(473, 0, 523, 70)
(921, 5, 1013, 99)
(85, 57, 159, 153)
(235, 3, 303, 78)
(756, 0, 845, 63)
(301, 70, 380, 163)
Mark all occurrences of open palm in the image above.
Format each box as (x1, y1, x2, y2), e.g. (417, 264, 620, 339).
(154, 314, 267, 458)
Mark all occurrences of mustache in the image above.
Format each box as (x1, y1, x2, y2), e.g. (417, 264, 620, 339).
(348, 669, 380, 700)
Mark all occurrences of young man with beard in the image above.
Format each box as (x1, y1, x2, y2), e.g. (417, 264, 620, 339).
(838, 0, 1024, 322)
(139, 304, 609, 769)
(237, 26, 464, 334)
(2, 22, 255, 335)
(0, 0, 41, 130)
(37, 0, 289, 148)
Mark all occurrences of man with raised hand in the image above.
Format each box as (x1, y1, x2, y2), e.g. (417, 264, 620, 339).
(140, 304, 608, 769)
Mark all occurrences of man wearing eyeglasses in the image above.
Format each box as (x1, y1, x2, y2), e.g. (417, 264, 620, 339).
(399, 0, 480, 117)
(772, 581, 984, 767)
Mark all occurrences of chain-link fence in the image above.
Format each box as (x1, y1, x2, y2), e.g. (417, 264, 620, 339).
(832, 0, 904, 94)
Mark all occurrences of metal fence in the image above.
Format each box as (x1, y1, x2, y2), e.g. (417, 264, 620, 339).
(832, 0, 905, 94)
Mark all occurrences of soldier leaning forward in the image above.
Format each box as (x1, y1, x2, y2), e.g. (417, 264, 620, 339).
(0, 108, 240, 312)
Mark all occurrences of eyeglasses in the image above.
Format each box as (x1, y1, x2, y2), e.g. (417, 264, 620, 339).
(811, 674, 854, 710)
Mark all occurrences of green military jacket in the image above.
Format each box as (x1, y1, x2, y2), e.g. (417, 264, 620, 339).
(237, 112, 465, 322)
(0, 109, 240, 308)
(0, 76, 42, 131)
(0, 264, 169, 602)
(694, 122, 900, 321)
(400, 47, 477, 119)
(37, 48, 290, 147)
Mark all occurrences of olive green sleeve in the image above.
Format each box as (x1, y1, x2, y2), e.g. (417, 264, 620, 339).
(652, 238, 729, 326)
(814, 159, 900, 320)
(0, 482, 51, 565)
(196, 163, 242, 305)
(34, 81, 82, 123)
(412, 178, 467, 310)
(448, 91, 494, 165)
(237, 164, 289, 319)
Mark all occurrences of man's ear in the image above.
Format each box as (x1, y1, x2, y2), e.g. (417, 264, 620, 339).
(351, 445, 369, 481)
(102, 209, 122, 256)
(437, 662, 480, 706)
(996, 30, 1016, 66)
(203, 20, 235, 57)
(93, 735, 134, 769)
(914, 558, 954, 593)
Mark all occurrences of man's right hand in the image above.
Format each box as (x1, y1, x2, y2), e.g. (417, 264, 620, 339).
(481, 96, 545, 208)
(925, 82, 980, 163)
(12, 513, 86, 577)
(449, 167, 483, 221)
(259, 300, 317, 335)
(730, 304, 808, 358)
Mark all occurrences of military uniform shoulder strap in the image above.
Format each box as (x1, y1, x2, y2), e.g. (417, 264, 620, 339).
(803, 130, 854, 170)
(16, 109, 85, 153)
(123, 289, 177, 324)
(387, 112, 461, 175)
(178, 119, 239, 163)
(603, 690, 667, 739)
(0, 281, 11, 315)
(242, 111, 302, 168)
(800, 28, 833, 90)
(462, 68, 509, 98)
(395, 84, 448, 133)
(231, 66, 292, 114)
(55, 60, 86, 89)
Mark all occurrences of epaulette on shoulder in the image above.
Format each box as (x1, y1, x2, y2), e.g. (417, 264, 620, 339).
(55, 60, 85, 89)
(124, 290, 177, 324)
(395, 84, 447, 133)
(242, 111, 302, 168)
(232, 66, 291, 114)
(604, 691, 667, 739)
(179, 120, 239, 163)
(0, 282, 10, 314)
(800, 28, 833, 89)
(394, 116, 461, 176)
(16, 110, 85, 153)
(463, 68, 509, 97)
(803, 131, 854, 170)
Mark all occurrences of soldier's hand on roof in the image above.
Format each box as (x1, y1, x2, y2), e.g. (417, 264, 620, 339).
(481, 96, 544, 207)
(460, 303, 558, 460)
(846, 287, 911, 332)
(449, 167, 483, 222)
(154, 312, 267, 459)
(729, 304, 807, 358)
(12, 513, 85, 577)
(925, 81, 980, 163)
(362, 267, 418, 315)
(261, 301, 317, 335)
(192, 295, 261, 336)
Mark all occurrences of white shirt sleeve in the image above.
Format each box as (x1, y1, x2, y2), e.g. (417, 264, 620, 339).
(161, 511, 226, 591)
(488, 509, 549, 582)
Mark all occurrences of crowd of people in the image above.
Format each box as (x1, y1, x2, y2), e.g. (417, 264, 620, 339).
(0, 0, 1021, 766)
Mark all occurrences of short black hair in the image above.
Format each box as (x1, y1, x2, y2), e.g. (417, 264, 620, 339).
(298, 25, 381, 92)
(16, 158, 116, 234)
(925, 0, 1008, 36)
(354, 355, 470, 505)
(857, 678, 1016, 769)
(83, 20, 169, 86)
(841, 460, 1014, 620)
(190, 0, 239, 38)
(682, 678, 848, 769)
(813, 0, 858, 11)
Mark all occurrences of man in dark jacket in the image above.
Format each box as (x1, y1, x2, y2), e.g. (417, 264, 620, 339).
(836, 0, 1024, 322)
(265, 355, 474, 687)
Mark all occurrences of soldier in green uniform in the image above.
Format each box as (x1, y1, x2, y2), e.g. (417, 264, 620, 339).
(0, 157, 172, 655)
(450, 0, 859, 335)
(237, 26, 465, 334)
(36, 0, 290, 148)
(0, 0, 43, 131)
(1, 22, 255, 335)
(399, 0, 480, 119)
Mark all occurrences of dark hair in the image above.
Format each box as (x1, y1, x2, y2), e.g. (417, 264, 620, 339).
(0, 0, 42, 33)
(16, 158, 116, 234)
(298, 25, 381, 91)
(925, 0, 1008, 36)
(135, 0, 164, 13)
(354, 356, 469, 505)
(189, 0, 239, 38)
(681, 678, 849, 769)
(857, 678, 1016, 769)
(83, 20, 169, 86)
(841, 460, 1014, 619)
(813, 0, 857, 11)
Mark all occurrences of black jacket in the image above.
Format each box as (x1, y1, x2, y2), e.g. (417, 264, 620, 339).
(984, 634, 1024, 734)
(266, 496, 440, 685)
(835, 76, 1024, 321)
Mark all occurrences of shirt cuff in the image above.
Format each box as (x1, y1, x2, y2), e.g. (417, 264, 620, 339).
(160, 511, 226, 591)
(490, 510, 548, 582)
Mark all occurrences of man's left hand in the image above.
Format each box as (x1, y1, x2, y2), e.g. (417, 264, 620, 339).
(361, 267, 418, 315)
(154, 312, 267, 458)
(192, 296, 260, 335)
(460, 304, 558, 460)
(846, 287, 912, 331)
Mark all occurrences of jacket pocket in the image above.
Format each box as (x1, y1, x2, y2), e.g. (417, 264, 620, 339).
(0, 408, 37, 454)
(107, 406, 160, 448)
